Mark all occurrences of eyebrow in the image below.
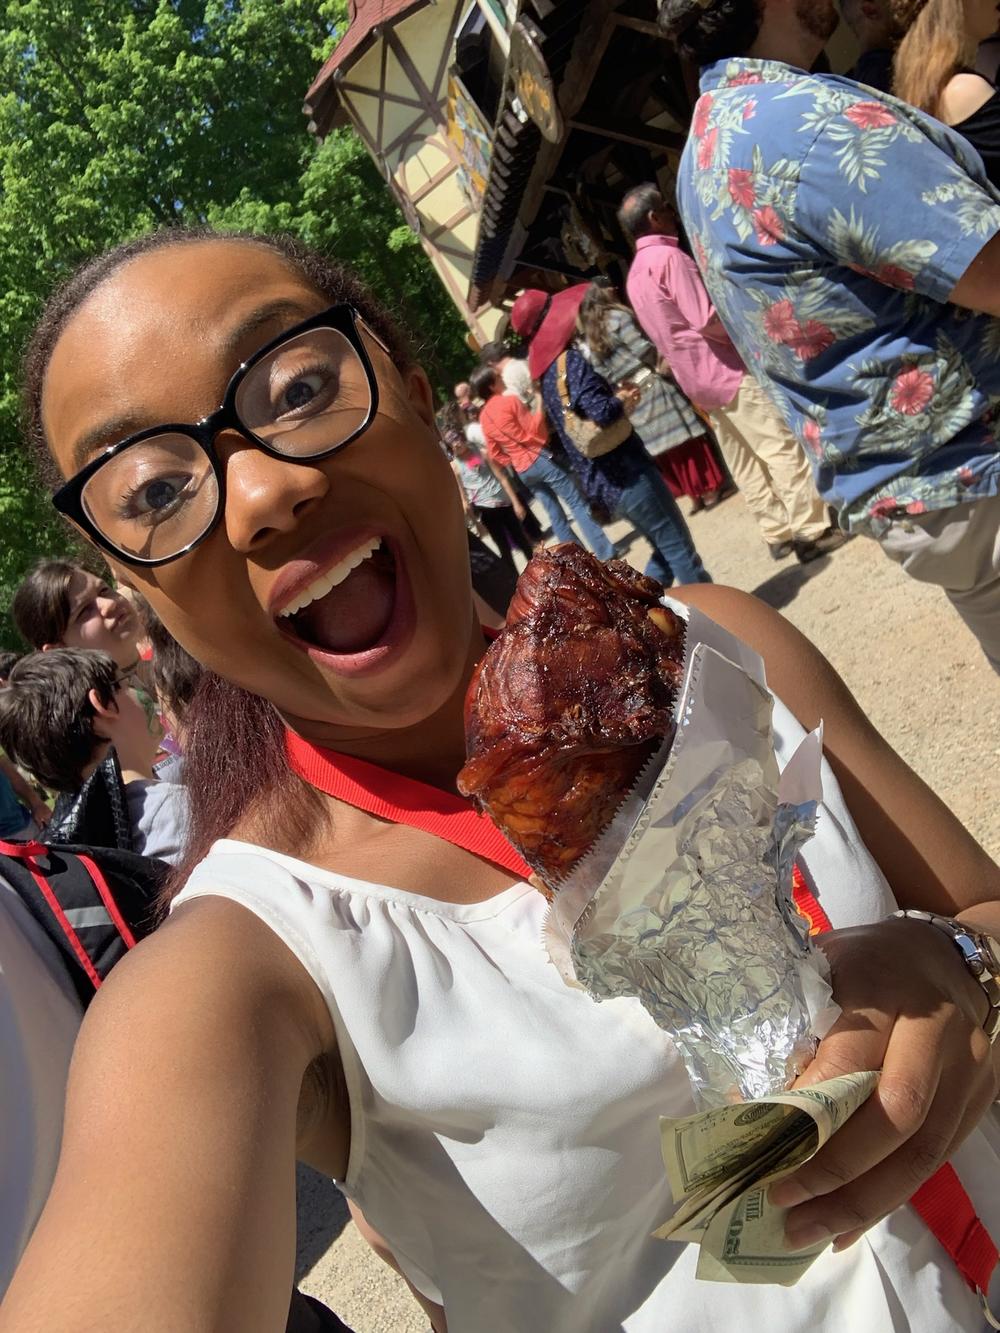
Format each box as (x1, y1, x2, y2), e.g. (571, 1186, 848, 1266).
(67, 297, 319, 472)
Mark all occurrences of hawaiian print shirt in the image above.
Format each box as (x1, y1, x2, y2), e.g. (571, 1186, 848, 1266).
(676, 58, 1000, 534)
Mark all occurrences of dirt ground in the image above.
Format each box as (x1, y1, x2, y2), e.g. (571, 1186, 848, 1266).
(295, 489, 1000, 1331)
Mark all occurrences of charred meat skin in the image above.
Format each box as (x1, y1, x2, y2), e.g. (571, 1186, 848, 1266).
(458, 544, 686, 887)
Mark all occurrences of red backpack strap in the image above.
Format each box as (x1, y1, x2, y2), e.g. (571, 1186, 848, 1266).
(792, 866, 999, 1311)
(76, 852, 137, 949)
(0, 838, 138, 993)
(0, 839, 103, 989)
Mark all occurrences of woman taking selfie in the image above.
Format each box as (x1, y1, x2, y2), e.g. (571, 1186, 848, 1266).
(3, 229, 1000, 1332)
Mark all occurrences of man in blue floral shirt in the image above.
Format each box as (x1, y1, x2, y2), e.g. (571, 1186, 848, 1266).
(663, 0, 1000, 667)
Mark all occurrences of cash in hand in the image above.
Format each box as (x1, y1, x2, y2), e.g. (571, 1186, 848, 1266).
(655, 1070, 879, 1285)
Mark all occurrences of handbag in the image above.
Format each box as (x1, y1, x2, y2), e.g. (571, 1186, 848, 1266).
(555, 352, 632, 459)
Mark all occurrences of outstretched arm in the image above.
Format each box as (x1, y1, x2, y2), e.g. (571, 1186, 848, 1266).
(0, 896, 335, 1333)
(674, 583, 1000, 1253)
(950, 230, 1000, 317)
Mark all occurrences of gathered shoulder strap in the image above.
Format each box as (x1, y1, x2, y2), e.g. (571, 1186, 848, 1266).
(555, 351, 574, 411)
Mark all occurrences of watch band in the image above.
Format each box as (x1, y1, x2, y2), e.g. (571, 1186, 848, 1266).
(893, 910, 1000, 1044)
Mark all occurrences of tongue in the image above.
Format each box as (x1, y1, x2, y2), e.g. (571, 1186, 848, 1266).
(294, 556, 396, 655)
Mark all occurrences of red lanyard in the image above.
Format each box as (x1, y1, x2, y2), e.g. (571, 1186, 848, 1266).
(285, 729, 997, 1307)
(284, 730, 533, 881)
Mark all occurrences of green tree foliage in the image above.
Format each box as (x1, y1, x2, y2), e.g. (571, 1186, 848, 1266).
(0, 0, 469, 646)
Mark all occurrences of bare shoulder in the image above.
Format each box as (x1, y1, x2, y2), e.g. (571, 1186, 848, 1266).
(83, 894, 334, 1073)
(939, 72, 995, 126)
(668, 583, 861, 730)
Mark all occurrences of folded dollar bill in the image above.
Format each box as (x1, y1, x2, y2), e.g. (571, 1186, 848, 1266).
(655, 1070, 879, 1284)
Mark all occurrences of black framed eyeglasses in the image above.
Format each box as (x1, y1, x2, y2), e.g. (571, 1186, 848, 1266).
(53, 304, 384, 567)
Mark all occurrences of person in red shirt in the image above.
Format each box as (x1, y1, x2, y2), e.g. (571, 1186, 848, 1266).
(470, 366, 614, 559)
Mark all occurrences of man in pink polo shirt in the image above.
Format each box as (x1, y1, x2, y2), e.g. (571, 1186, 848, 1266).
(620, 183, 844, 563)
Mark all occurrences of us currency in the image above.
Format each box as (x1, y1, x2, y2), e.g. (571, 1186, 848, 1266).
(655, 1070, 879, 1285)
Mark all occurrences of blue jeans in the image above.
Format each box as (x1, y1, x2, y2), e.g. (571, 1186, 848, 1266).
(617, 463, 711, 587)
(520, 452, 615, 560)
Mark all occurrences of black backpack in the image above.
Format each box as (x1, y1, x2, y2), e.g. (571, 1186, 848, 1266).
(0, 837, 166, 1006)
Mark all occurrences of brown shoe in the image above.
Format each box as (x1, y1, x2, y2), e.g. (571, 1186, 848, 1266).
(794, 526, 848, 564)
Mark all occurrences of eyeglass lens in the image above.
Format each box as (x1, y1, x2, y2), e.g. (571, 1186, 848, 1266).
(80, 326, 373, 560)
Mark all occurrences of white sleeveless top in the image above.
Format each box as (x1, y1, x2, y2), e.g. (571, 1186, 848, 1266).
(173, 651, 1000, 1331)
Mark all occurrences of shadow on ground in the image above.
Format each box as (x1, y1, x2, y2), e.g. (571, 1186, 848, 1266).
(296, 1162, 351, 1282)
(613, 529, 641, 556)
(750, 555, 831, 610)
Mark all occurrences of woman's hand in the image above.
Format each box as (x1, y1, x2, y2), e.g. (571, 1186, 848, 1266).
(513, 499, 527, 522)
(616, 383, 641, 413)
(770, 917, 999, 1251)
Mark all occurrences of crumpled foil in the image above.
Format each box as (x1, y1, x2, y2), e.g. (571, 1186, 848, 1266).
(543, 613, 838, 1109)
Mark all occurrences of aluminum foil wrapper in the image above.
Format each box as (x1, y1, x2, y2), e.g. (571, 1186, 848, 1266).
(544, 609, 838, 1109)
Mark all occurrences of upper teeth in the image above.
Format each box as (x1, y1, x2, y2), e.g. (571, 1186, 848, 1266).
(278, 538, 382, 617)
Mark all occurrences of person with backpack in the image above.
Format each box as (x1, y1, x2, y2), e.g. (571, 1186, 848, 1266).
(510, 285, 712, 589)
(472, 362, 616, 559)
(0, 649, 187, 863)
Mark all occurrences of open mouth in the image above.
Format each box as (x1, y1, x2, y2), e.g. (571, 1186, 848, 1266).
(275, 535, 411, 670)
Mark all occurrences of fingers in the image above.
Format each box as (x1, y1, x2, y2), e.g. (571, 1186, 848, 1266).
(772, 1010, 993, 1250)
(772, 1013, 940, 1205)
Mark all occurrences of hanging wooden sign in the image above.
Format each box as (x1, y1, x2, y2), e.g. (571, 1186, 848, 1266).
(509, 19, 563, 144)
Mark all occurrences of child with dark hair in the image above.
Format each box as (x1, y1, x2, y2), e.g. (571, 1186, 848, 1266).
(0, 649, 187, 862)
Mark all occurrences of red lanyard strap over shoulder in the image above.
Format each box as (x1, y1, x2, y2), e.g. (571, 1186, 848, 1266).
(284, 731, 533, 881)
(286, 730, 998, 1312)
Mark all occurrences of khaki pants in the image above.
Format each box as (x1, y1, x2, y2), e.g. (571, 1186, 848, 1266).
(709, 375, 829, 546)
(879, 494, 1000, 671)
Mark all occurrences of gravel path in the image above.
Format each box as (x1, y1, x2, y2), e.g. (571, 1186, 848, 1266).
(296, 490, 1000, 1330)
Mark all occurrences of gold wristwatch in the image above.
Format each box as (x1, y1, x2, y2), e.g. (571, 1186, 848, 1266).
(893, 909, 1000, 1044)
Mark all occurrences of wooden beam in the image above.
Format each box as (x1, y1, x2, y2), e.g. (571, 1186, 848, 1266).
(409, 160, 459, 204)
(381, 110, 432, 157)
(612, 14, 667, 39)
(567, 117, 687, 153)
(337, 90, 383, 161)
(336, 80, 424, 112)
(377, 39, 389, 147)
(436, 241, 476, 261)
(385, 26, 445, 127)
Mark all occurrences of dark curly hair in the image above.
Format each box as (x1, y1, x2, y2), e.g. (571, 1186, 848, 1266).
(660, 0, 763, 65)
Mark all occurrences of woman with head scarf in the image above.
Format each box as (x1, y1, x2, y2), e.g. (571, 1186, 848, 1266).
(510, 286, 712, 588)
(893, 0, 1000, 186)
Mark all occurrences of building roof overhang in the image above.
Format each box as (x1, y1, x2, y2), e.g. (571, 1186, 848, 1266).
(304, 0, 431, 138)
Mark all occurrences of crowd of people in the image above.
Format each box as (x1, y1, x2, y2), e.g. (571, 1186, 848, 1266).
(445, 230, 848, 582)
(2, 2, 1000, 1332)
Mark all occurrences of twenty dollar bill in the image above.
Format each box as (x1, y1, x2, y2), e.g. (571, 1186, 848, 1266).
(655, 1070, 879, 1285)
